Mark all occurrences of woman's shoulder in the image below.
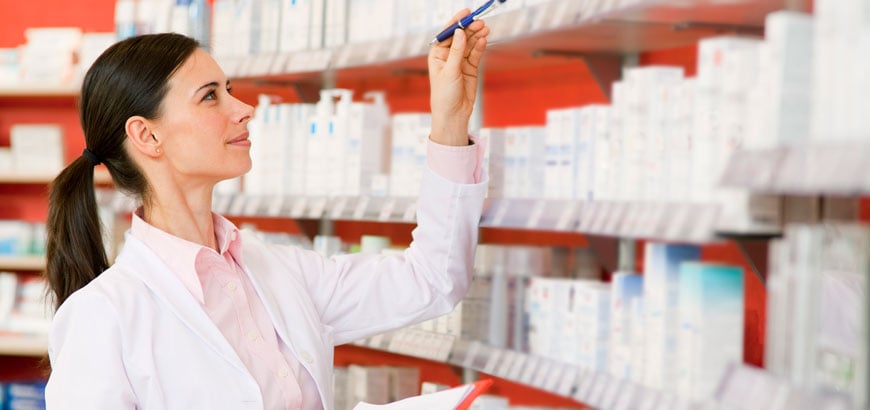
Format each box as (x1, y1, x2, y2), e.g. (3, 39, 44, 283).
(60, 263, 149, 314)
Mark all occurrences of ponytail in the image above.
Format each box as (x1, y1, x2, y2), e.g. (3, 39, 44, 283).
(46, 156, 109, 308)
(43, 33, 199, 309)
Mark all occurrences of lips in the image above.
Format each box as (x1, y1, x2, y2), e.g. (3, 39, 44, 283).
(227, 132, 250, 145)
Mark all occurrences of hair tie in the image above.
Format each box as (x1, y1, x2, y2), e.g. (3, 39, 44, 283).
(82, 148, 102, 166)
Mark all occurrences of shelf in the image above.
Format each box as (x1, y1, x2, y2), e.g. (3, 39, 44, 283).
(225, 0, 785, 85)
(0, 85, 80, 98)
(351, 328, 704, 409)
(208, 193, 418, 224)
(0, 255, 46, 271)
(0, 168, 112, 185)
(0, 334, 48, 357)
(716, 363, 855, 410)
(721, 143, 870, 196)
(102, 190, 771, 243)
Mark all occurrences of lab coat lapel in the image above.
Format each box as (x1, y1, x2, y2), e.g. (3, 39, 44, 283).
(116, 234, 249, 375)
(238, 233, 328, 353)
(238, 240, 298, 350)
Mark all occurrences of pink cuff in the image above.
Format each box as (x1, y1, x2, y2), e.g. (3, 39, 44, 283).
(426, 136, 485, 184)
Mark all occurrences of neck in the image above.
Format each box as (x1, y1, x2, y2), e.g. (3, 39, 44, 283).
(142, 184, 217, 251)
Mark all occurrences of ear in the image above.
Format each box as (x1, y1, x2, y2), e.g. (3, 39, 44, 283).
(125, 116, 162, 158)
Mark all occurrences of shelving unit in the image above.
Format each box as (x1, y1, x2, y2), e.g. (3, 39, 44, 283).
(227, 0, 787, 95)
(0, 85, 79, 98)
(351, 328, 704, 409)
(722, 143, 870, 196)
(0, 168, 111, 185)
(0, 335, 48, 357)
(0, 255, 45, 272)
(7, 0, 859, 408)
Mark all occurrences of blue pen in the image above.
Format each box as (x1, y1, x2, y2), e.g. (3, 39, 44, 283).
(429, 0, 507, 45)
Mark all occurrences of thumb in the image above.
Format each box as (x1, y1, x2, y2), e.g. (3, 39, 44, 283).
(445, 28, 467, 75)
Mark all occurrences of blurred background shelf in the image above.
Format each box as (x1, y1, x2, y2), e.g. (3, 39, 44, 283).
(0, 255, 45, 271)
(0, 334, 48, 357)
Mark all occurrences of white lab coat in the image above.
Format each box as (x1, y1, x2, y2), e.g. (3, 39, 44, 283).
(45, 168, 487, 410)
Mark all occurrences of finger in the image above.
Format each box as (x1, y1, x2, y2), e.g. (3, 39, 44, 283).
(435, 9, 472, 50)
(444, 28, 468, 75)
(463, 20, 486, 34)
(465, 26, 490, 59)
(463, 37, 488, 77)
(442, 9, 471, 31)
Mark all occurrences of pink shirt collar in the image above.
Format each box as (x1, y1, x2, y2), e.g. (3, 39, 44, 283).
(130, 208, 244, 304)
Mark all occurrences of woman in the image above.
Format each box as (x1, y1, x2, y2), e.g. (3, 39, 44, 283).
(44, 11, 490, 410)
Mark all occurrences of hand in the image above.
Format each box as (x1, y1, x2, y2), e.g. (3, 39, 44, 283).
(428, 10, 491, 146)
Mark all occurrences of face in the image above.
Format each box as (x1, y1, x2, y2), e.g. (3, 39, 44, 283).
(151, 49, 254, 184)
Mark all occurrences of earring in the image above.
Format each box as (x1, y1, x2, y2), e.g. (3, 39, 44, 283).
(156, 148, 162, 154)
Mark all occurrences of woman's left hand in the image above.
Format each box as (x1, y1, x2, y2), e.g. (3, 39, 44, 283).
(428, 10, 491, 146)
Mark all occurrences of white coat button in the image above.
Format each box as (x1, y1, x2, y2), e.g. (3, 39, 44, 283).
(226, 281, 238, 291)
(278, 368, 290, 378)
(247, 331, 259, 342)
(301, 351, 314, 365)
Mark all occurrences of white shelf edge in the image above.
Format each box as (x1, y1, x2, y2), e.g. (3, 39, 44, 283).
(224, 0, 775, 79)
(349, 329, 707, 407)
(0, 255, 46, 271)
(0, 334, 48, 357)
(0, 168, 111, 185)
(0, 85, 80, 97)
(722, 143, 870, 196)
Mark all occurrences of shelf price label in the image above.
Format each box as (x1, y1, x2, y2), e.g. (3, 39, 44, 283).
(267, 197, 285, 217)
(402, 200, 417, 222)
(308, 198, 327, 219)
(483, 349, 503, 375)
(489, 200, 510, 227)
(244, 196, 263, 216)
(525, 200, 546, 229)
(520, 355, 541, 385)
(378, 198, 397, 222)
(506, 352, 527, 381)
(353, 196, 371, 220)
(290, 197, 308, 218)
(228, 195, 247, 216)
(555, 201, 578, 231)
(462, 341, 481, 369)
(330, 197, 349, 220)
(557, 367, 579, 397)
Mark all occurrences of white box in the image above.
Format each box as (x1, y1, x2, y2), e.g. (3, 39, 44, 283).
(10, 124, 64, 175)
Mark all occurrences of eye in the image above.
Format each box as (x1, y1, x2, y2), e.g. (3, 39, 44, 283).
(226, 86, 233, 95)
(202, 90, 217, 101)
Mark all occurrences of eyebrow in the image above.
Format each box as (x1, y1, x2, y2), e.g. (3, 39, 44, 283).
(195, 80, 231, 95)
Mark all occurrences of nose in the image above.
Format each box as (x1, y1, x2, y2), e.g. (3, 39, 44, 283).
(233, 95, 254, 124)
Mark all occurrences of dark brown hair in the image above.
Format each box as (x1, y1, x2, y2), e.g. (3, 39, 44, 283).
(46, 33, 200, 309)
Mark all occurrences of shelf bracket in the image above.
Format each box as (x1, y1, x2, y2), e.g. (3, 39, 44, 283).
(531, 50, 624, 101)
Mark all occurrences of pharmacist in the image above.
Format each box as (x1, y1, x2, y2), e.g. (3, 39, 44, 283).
(43, 11, 490, 410)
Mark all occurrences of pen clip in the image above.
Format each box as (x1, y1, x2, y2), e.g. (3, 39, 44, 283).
(472, 0, 501, 21)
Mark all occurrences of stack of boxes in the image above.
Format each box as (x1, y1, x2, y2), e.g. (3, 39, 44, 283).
(767, 224, 870, 407)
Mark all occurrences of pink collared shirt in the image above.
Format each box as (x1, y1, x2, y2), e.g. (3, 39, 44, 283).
(129, 138, 481, 408)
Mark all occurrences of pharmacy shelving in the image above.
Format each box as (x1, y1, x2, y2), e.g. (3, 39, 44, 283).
(721, 143, 870, 196)
(716, 363, 857, 410)
(0, 85, 79, 98)
(0, 255, 45, 272)
(351, 328, 706, 409)
(226, 0, 789, 89)
(0, 334, 48, 357)
(0, 168, 111, 185)
(110, 191, 728, 243)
